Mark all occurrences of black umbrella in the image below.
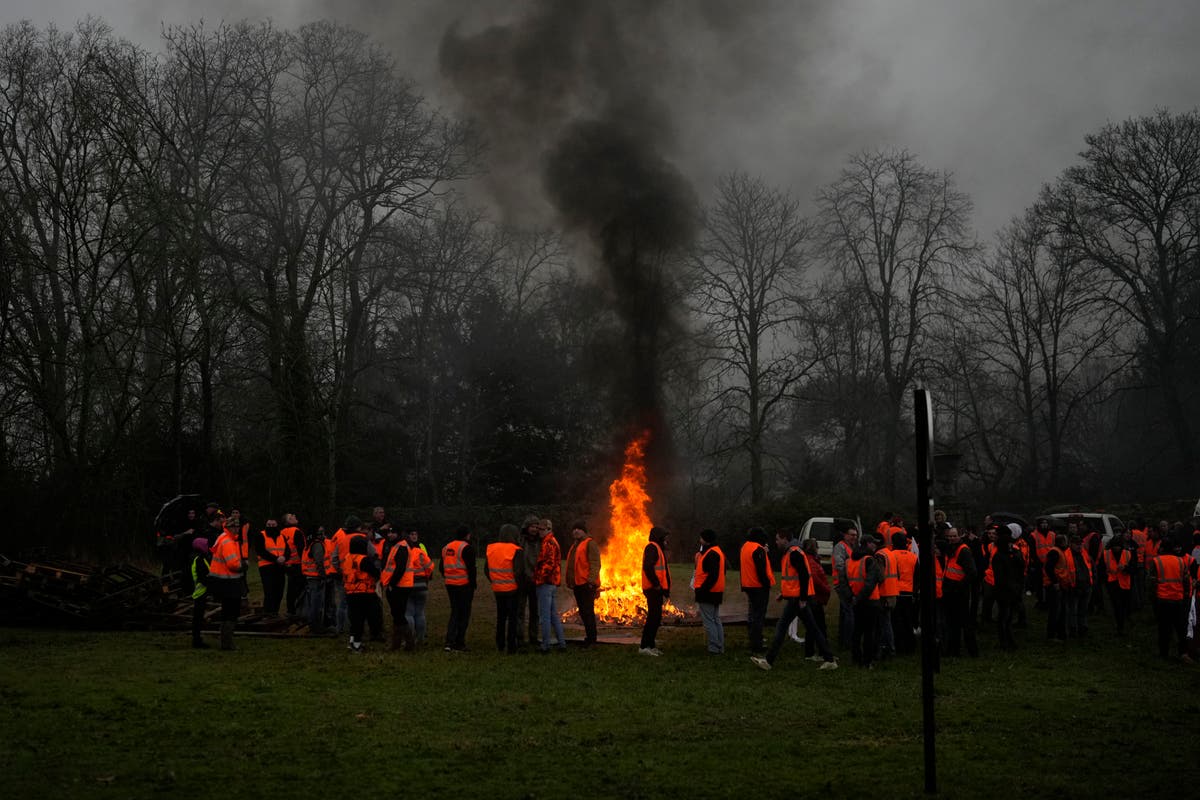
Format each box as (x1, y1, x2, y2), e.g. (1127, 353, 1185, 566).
(153, 494, 204, 535)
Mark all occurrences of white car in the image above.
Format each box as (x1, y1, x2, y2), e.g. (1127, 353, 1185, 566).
(1046, 512, 1126, 546)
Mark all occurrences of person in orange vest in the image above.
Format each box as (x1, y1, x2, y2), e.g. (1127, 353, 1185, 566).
(752, 532, 837, 671)
(639, 526, 671, 656)
(1148, 537, 1193, 662)
(1129, 517, 1149, 610)
(1064, 531, 1093, 638)
(739, 526, 774, 654)
(534, 520, 567, 653)
(441, 526, 477, 652)
(832, 527, 859, 650)
(875, 532, 900, 660)
(1103, 536, 1133, 635)
(280, 513, 306, 616)
(846, 533, 884, 668)
(404, 528, 434, 647)
(1031, 517, 1056, 609)
(328, 516, 360, 636)
(942, 527, 979, 657)
(380, 530, 414, 652)
(1043, 533, 1070, 642)
(693, 529, 726, 655)
(980, 524, 1000, 624)
(516, 517, 543, 649)
(565, 522, 601, 647)
(207, 512, 248, 651)
(301, 526, 333, 634)
(890, 532, 919, 655)
(254, 518, 287, 614)
(344, 534, 383, 653)
(486, 523, 526, 654)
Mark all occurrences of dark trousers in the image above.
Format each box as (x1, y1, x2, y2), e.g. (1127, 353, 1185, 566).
(1107, 582, 1130, 634)
(893, 593, 917, 654)
(495, 591, 519, 653)
(386, 587, 411, 634)
(996, 596, 1016, 649)
(445, 585, 474, 648)
(943, 582, 978, 656)
(285, 566, 305, 615)
(573, 584, 598, 644)
(1153, 599, 1187, 657)
(852, 603, 879, 666)
(743, 587, 770, 652)
(260, 564, 285, 613)
(767, 598, 833, 664)
(1045, 585, 1067, 640)
(641, 590, 665, 649)
(516, 584, 539, 644)
(347, 592, 382, 642)
(804, 603, 829, 657)
(191, 594, 209, 641)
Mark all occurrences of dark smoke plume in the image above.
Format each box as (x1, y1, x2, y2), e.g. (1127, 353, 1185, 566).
(440, 0, 698, 446)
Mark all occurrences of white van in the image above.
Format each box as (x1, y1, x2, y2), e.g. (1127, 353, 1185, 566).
(1046, 512, 1126, 546)
(797, 516, 863, 571)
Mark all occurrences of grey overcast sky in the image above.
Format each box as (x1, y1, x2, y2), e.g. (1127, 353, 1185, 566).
(3, 0, 1198, 239)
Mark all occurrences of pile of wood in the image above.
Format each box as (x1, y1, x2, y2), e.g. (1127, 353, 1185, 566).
(0, 554, 310, 635)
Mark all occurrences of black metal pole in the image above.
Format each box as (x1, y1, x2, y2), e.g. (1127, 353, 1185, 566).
(915, 388, 937, 795)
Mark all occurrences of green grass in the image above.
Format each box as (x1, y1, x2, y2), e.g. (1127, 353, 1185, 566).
(1, 572, 1198, 800)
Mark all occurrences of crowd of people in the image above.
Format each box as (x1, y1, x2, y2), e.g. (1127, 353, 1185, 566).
(161, 502, 1200, 666)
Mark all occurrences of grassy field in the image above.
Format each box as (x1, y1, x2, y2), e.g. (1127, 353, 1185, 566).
(2, 565, 1198, 800)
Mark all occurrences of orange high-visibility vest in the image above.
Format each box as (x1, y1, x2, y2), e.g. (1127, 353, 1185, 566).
(408, 546, 434, 585)
(846, 556, 880, 601)
(983, 542, 997, 586)
(1105, 550, 1131, 590)
(1033, 530, 1055, 563)
(642, 541, 670, 591)
(209, 532, 244, 579)
(281, 526, 303, 567)
(258, 530, 286, 567)
(442, 540, 470, 586)
(893, 548, 918, 593)
(1152, 555, 1188, 601)
(1045, 547, 1070, 587)
(381, 543, 411, 587)
(572, 537, 594, 586)
(487, 542, 521, 593)
(343, 553, 375, 594)
(943, 544, 969, 583)
(1064, 549, 1092, 587)
(934, 557, 944, 599)
(694, 546, 726, 594)
(739, 541, 775, 589)
(779, 546, 813, 599)
(877, 548, 900, 598)
(301, 541, 332, 578)
(1145, 539, 1161, 560)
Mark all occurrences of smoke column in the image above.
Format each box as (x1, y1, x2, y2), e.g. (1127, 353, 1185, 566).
(440, 0, 697, 444)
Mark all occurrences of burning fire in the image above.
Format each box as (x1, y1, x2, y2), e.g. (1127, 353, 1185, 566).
(588, 431, 682, 624)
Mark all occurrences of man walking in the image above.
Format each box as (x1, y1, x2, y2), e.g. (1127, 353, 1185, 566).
(752, 531, 837, 671)
(739, 527, 773, 654)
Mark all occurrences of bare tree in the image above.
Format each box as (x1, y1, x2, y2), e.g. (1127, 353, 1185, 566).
(689, 172, 812, 503)
(1043, 109, 1200, 482)
(818, 149, 975, 499)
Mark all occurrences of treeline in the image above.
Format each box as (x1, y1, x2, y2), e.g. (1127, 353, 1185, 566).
(0, 20, 1196, 557)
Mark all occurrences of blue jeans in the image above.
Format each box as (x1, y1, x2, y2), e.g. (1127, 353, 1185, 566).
(305, 577, 327, 633)
(406, 588, 428, 644)
(537, 583, 565, 649)
(698, 602, 724, 653)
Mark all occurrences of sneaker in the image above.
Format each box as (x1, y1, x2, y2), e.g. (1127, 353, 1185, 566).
(750, 656, 771, 671)
(807, 654, 825, 662)
(350, 642, 364, 654)
(650, 647, 663, 656)
(819, 660, 839, 671)
(638, 647, 660, 657)
(444, 645, 453, 652)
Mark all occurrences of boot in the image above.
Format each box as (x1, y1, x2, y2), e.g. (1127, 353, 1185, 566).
(389, 628, 403, 651)
(403, 626, 416, 652)
(220, 621, 236, 651)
